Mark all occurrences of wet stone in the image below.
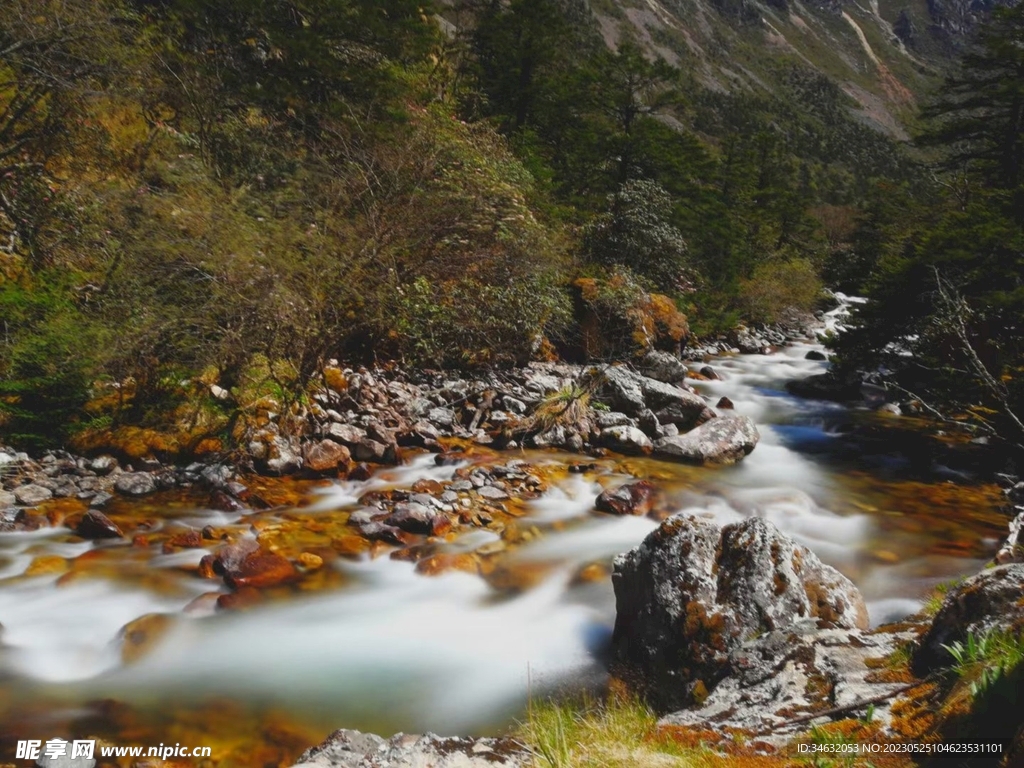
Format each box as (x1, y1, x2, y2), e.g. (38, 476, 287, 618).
(595, 481, 660, 516)
(477, 485, 508, 501)
(114, 472, 157, 497)
(76, 510, 124, 540)
(14, 483, 53, 506)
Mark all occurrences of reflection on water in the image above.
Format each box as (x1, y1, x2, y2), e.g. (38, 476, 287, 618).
(0, 298, 1010, 762)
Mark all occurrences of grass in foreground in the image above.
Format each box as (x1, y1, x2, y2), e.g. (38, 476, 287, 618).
(517, 693, 697, 768)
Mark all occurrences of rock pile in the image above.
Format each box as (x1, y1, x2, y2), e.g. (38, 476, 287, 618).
(292, 730, 527, 768)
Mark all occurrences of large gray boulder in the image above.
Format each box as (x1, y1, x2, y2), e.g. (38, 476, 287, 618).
(639, 350, 689, 384)
(292, 730, 527, 768)
(596, 366, 710, 428)
(598, 425, 652, 455)
(13, 483, 53, 506)
(653, 415, 759, 465)
(913, 563, 1024, 676)
(611, 515, 868, 710)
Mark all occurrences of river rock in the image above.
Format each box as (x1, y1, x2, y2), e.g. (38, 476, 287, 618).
(76, 510, 123, 539)
(653, 415, 759, 465)
(595, 481, 660, 516)
(304, 439, 351, 473)
(913, 563, 1024, 675)
(653, 400, 715, 431)
(327, 423, 366, 448)
(292, 729, 527, 768)
(88, 455, 118, 475)
(353, 438, 397, 464)
(598, 425, 652, 455)
(222, 548, 299, 589)
(699, 365, 721, 381)
(640, 350, 689, 384)
(805, 349, 828, 361)
(0, 490, 16, 508)
(477, 485, 508, 501)
(611, 515, 869, 709)
(358, 521, 416, 546)
(596, 366, 708, 420)
(265, 436, 303, 475)
(14, 483, 53, 506)
(114, 472, 157, 497)
(427, 407, 457, 429)
(384, 503, 451, 536)
(596, 411, 634, 429)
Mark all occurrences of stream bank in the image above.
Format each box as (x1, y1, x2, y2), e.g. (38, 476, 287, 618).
(0, 298, 1017, 766)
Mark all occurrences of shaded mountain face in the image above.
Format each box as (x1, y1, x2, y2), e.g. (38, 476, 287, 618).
(446, 0, 1013, 141)
(585, 0, 1014, 138)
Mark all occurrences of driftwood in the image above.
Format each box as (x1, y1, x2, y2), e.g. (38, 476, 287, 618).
(760, 679, 932, 735)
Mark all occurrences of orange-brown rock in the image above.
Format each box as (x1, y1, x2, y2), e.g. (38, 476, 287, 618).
(595, 481, 661, 516)
(217, 587, 264, 611)
(331, 535, 372, 558)
(24, 555, 69, 577)
(120, 613, 174, 664)
(223, 550, 298, 589)
(411, 479, 445, 495)
(297, 552, 324, 570)
(303, 439, 351, 474)
(162, 529, 204, 553)
(198, 554, 218, 579)
(415, 553, 480, 577)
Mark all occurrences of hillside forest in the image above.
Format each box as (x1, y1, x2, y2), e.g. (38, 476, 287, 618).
(0, 0, 1022, 455)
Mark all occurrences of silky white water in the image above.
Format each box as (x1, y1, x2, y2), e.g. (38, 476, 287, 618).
(0, 296, 1000, 736)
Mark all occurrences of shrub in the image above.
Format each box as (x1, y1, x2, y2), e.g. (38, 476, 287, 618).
(583, 179, 689, 288)
(736, 258, 823, 325)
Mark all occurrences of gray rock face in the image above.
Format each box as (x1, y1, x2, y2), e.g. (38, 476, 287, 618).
(113, 475, 156, 499)
(913, 563, 1024, 676)
(659, 622, 917, 740)
(653, 415, 759, 465)
(597, 366, 708, 420)
(88, 455, 118, 475)
(292, 729, 527, 768)
(327, 423, 367, 448)
(14, 483, 54, 506)
(113, 473, 155, 495)
(598, 425, 653, 455)
(640, 350, 689, 384)
(611, 515, 868, 709)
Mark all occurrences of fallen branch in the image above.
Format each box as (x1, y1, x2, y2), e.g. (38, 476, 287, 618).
(759, 678, 933, 735)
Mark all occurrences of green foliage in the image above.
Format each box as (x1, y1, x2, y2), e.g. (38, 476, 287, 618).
(583, 179, 688, 286)
(920, 4, 1024, 193)
(833, 6, 1024, 447)
(736, 258, 823, 325)
(0, 0, 925, 449)
(0, 277, 102, 448)
(942, 630, 1024, 698)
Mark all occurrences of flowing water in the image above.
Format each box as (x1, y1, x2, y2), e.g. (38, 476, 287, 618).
(0, 299, 1011, 763)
